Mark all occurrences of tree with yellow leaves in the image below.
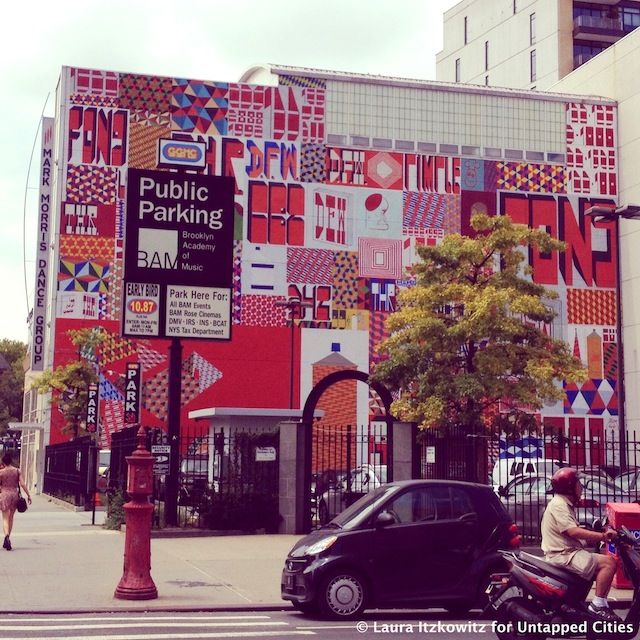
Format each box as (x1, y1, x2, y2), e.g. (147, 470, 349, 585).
(372, 213, 587, 435)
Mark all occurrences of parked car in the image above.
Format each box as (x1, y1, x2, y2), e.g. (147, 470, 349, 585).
(178, 455, 211, 505)
(614, 467, 640, 500)
(310, 469, 346, 523)
(316, 464, 385, 525)
(580, 475, 629, 507)
(498, 475, 599, 540)
(282, 479, 520, 619)
(491, 458, 563, 493)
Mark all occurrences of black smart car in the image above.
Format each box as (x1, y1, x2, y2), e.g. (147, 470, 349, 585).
(281, 479, 520, 619)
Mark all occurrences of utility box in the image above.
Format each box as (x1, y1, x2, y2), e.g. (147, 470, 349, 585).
(605, 502, 640, 589)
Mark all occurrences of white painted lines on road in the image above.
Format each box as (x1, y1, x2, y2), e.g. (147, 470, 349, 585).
(0, 633, 315, 640)
(0, 613, 316, 639)
(0, 622, 289, 631)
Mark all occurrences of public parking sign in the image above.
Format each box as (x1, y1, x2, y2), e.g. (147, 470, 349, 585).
(122, 169, 235, 340)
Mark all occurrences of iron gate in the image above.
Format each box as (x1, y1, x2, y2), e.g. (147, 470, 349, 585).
(310, 423, 389, 528)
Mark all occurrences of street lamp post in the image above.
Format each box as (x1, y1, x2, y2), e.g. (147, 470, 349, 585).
(275, 297, 313, 409)
(585, 204, 640, 472)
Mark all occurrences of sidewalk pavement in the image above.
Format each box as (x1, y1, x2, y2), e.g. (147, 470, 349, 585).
(0, 494, 299, 613)
(0, 494, 633, 613)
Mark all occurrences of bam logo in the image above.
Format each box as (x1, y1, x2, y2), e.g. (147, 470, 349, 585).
(138, 228, 178, 269)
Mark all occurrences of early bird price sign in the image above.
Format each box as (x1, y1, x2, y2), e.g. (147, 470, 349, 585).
(122, 169, 234, 340)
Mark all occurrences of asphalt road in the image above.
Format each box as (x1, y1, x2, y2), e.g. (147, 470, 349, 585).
(0, 610, 501, 640)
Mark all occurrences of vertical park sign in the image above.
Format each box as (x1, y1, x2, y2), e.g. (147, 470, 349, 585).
(122, 169, 235, 340)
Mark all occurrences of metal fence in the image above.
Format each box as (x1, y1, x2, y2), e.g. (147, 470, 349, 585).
(108, 425, 280, 531)
(310, 423, 388, 527)
(43, 436, 96, 507)
(420, 425, 640, 543)
(175, 425, 280, 531)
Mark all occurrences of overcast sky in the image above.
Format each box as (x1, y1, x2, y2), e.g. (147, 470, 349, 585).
(0, 0, 458, 344)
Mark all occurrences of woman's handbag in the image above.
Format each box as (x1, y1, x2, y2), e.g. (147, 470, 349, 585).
(16, 488, 27, 513)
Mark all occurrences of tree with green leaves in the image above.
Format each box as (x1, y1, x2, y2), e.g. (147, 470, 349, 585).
(31, 327, 106, 439)
(0, 340, 27, 436)
(372, 213, 587, 434)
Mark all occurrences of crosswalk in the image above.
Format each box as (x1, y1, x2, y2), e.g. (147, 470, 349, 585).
(0, 613, 317, 640)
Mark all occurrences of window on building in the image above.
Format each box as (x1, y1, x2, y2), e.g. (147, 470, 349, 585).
(455, 58, 461, 82)
(513, 0, 517, 14)
(464, 16, 468, 44)
(485, 75, 489, 86)
(623, 7, 640, 30)
(485, 41, 489, 70)
(530, 49, 537, 83)
(573, 42, 607, 67)
(530, 13, 536, 45)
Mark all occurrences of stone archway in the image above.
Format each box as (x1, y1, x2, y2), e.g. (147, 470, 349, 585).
(300, 371, 396, 530)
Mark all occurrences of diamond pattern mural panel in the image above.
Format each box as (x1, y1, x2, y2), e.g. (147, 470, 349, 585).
(119, 73, 172, 113)
(171, 79, 228, 135)
(497, 162, 567, 193)
(332, 251, 358, 310)
(403, 192, 460, 234)
(129, 122, 169, 169)
(59, 235, 115, 261)
(564, 379, 617, 416)
(240, 294, 288, 327)
(58, 258, 110, 293)
(567, 288, 616, 325)
(66, 166, 118, 204)
(287, 248, 334, 284)
(301, 143, 326, 183)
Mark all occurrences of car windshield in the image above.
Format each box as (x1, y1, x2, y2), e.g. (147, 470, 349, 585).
(330, 485, 400, 530)
(584, 478, 622, 496)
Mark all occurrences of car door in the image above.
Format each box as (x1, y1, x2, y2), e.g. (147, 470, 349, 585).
(372, 485, 478, 601)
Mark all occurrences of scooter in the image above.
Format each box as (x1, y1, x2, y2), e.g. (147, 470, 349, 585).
(484, 523, 640, 640)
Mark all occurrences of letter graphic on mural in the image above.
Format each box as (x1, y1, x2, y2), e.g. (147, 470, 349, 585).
(68, 106, 128, 166)
(247, 181, 305, 245)
(499, 192, 616, 287)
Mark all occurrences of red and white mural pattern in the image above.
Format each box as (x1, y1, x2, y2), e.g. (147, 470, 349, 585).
(48, 67, 618, 452)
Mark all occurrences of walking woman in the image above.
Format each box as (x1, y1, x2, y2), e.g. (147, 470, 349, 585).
(0, 453, 31, 550)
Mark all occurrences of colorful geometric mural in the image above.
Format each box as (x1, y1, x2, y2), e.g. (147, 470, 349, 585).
(44, 65, 621, 449)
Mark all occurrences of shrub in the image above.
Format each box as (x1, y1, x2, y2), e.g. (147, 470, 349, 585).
(104, 488, 126, 530)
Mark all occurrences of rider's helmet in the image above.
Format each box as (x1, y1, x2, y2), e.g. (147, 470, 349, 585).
(551, 467, 580, 496)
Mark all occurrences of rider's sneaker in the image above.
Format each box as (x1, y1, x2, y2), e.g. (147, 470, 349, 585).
(588, 603, 622, 621)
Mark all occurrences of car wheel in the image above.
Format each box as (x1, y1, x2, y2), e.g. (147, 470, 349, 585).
(318, 571, 367, 619)
(318, 500, 329, 525)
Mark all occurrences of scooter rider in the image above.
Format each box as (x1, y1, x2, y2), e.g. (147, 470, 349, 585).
(541, 467, 619, 621)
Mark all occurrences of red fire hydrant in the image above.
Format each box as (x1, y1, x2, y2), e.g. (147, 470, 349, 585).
(114, 426, 158, 600)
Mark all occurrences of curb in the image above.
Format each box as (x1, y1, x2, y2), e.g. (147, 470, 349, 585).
(0, 604, 294, 615)
(0, 601, 630, 615)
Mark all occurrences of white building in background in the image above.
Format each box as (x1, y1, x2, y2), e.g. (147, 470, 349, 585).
(436, 0, 640, 90)
(552, 28, 640, 434)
